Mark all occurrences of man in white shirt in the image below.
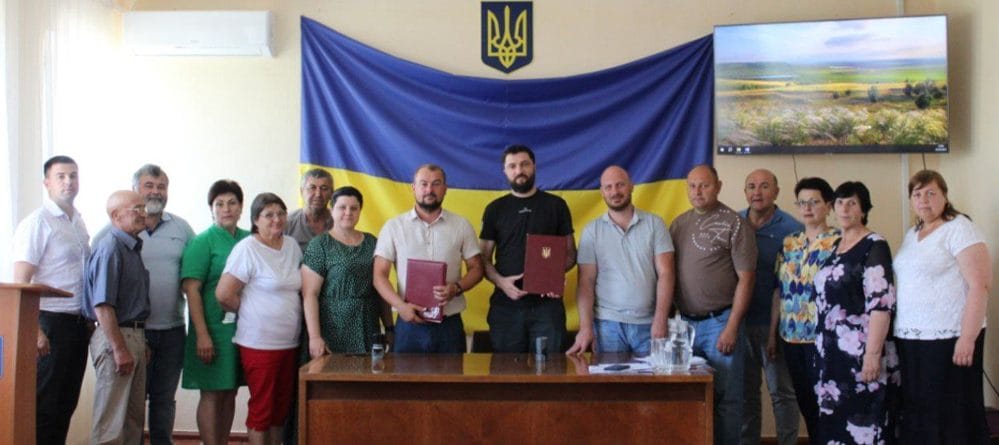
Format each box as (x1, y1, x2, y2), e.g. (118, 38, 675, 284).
(11, 155, 92, 445)
(373, 164, 484, 352)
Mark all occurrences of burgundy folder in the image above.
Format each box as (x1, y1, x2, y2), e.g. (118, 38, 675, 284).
(522, 234, 568, 296)
(405, 259, 447, 323)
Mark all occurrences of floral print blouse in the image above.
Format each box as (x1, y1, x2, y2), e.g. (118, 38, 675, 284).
(775, 227, 840, 343)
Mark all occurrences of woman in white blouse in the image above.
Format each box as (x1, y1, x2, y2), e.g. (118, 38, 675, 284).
(217, 193, 303, 445)
(893, 170, 993, 445)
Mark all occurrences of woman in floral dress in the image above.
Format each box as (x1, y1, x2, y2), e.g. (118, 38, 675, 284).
(813, 181, 899, 444)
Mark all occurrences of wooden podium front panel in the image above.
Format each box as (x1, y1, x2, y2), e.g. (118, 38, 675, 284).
(300, 354, 713, 444)
(0, 283, 69, 445)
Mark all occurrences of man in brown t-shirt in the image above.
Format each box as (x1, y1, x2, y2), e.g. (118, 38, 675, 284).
(669, 164, 756, 445)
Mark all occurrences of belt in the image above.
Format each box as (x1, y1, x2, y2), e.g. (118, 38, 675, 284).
(681, 305, 732, 321)
(118, 320, 145, 329)
(40, 311, 91, 324)
(96, 320, 145, 329)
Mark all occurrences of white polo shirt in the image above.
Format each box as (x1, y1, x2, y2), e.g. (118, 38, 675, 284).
(374, 208, 481, 316)
(11, 196, 91, 313)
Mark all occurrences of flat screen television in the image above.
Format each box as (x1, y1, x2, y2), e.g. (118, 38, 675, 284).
(714, 15, 948, 155)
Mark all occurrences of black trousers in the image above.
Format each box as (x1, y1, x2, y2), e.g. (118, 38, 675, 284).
(487, 299, 567, 354)
(782, 339, 820, 444)
(896, 330, 989, 445)
(36, 311, 92, 445)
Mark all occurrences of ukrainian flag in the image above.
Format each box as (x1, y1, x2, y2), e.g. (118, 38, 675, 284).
(300, 17, 713, 333)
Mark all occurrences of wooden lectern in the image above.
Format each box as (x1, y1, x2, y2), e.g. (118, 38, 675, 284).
(0, 283, 71, 445)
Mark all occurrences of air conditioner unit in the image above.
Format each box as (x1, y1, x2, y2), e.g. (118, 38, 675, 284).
(123, 11, 274, 57)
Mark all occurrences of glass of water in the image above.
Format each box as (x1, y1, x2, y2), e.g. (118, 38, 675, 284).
(650, 338, 672, 374)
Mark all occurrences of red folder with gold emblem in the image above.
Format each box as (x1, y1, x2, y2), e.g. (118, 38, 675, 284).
(404, 259, 447, 323)
(523, 234, 567, 296)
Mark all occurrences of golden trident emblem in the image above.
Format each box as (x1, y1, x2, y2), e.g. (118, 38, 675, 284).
(486, 5, 528, 69)
(541, 246, 551, 259)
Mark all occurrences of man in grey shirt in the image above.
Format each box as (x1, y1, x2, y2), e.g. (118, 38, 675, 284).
(285, 168, 334, 250)
(283, 168, 335, 445)
(567, 166, 675, 355)
(83, 190, 151, 444)
(92, 164, 193, 444)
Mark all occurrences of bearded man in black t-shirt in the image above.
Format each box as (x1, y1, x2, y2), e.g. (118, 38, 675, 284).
(479, 145, 576, 353)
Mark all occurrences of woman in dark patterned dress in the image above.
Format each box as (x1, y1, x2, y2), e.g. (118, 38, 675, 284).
(812, 182, 899, 445)
(302, 186, 394, 356)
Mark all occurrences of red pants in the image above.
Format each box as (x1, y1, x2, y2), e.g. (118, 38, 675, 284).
(239, 346, 297, 431)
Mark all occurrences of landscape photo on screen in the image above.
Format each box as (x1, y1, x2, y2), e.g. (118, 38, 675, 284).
(714, 15, 948, 154)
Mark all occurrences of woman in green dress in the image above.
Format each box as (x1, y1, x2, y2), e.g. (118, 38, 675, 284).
(302, 186, 394, 357)
(180, 180, 250, 445)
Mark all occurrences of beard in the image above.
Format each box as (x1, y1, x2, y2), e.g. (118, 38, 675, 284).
(417, 195, 442, 212)
(144, 197, 166, 215)
(508, 173, 536, 194)
(606, 195, 631, 212)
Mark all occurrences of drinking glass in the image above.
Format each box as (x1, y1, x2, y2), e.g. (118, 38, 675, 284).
(650, 338, 672, 374)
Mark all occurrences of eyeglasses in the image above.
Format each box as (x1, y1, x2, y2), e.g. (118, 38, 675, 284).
(794, 199, 822, 208)
(127, 205, 147, 214)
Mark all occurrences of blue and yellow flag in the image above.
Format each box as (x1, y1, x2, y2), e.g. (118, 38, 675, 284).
(300, 17, 713, 333)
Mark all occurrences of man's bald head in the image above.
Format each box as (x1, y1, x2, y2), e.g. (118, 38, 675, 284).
(106, 190, 146, 235)
(600, 165, 631, 185)
(744, 169, 780, 213)
(600, 165, 634, 212)
(745, 169, 777, 188)
(686, 164, 722, 211)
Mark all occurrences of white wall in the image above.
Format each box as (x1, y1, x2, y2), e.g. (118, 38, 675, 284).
(6, 0, 995, 441)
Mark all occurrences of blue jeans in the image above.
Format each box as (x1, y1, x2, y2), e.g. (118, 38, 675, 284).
(487, 300, 566, 353)
(684, 309, 745, 445)
(37, 311, 92, 445)
(394, 314, 466, 353)
(741, 325, 800, 445)
(594, 319, 652, 355)
(145, 326, 185, 445)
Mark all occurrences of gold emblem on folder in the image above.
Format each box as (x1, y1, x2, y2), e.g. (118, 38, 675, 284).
(541, 246, 551, 259)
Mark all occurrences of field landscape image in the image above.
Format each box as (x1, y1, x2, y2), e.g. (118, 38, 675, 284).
(714, 15, 948, 152)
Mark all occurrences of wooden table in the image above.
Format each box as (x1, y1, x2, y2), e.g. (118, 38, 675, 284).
(299, 353, 713, 444)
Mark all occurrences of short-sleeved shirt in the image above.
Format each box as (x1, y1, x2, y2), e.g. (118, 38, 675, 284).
(374, 208, 481, 316)
(93, 212, 194, 329)
(82, 227, 150, 323)
(740, 207, 803, 326)
(775, 228, 840, 343)
(303, 232, 380, 353)
(479, 191, 574, 307)
(11, 196, 91, 313)
(669, 203, 757, 315)
(893, 215, 987, 339)
(224, 235, 303, 350)
(577, 208, 673, 324)
(285, 208, 333, 252)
